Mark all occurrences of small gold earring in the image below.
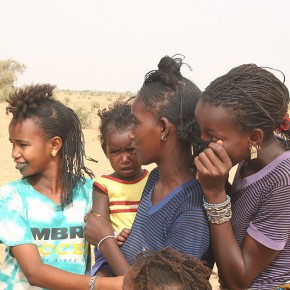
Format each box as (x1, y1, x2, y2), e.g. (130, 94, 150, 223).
(161, 135, 167, 141)
(250, 146, 257, 160)
(51, 149, 57, 157)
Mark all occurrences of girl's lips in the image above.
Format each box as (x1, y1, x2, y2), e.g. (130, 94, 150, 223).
(120, 167, 134, 173)
(15, 162, 27, 170)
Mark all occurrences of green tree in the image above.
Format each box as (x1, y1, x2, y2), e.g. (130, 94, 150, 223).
(0, 59, 26, 101)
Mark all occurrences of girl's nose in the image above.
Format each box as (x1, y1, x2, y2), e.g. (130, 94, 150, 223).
(11, 147, 21, 159)
(120, 153, 130, 163)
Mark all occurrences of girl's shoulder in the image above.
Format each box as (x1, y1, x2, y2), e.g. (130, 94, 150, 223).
(0, 179, 32, 212)
(0, 178, 30, 200)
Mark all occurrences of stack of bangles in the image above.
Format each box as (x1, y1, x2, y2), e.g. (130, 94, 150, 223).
(203, 195, 232, 224)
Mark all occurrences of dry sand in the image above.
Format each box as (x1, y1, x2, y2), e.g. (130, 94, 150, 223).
(0, 94, 222, 289)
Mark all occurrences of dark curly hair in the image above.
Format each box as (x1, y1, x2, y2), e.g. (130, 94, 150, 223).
(201, 64, 290, 148)
(137, 54, 203, 156)
(97, 97, 134, 149)
(127, 247, 212, 290)
(6, 84, 94, 208)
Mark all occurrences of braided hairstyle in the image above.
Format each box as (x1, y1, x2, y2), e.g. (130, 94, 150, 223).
(138, 55, 202, 153)
(201, 64, 290, 148)
(6, 84, 94, 208)
(97, 96, 134, 149)
(128, 247, 212, 290)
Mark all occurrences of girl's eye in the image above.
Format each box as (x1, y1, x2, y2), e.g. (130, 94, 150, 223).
(131, 118, 138, 125)
(108, 150, 118, 156)
(127, 148, 135, 154)
(204, 133, 218, 142)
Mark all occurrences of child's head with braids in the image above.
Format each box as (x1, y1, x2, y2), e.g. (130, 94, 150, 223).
(129, 55, 202, 168)
(6, 84, 94, 208)
(195, 64, 290, 166)
(97, 97, 143, 180)
(122, 247, 212, 290)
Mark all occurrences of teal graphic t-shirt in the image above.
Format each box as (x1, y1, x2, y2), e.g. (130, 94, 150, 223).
(0, 177, 93, 290)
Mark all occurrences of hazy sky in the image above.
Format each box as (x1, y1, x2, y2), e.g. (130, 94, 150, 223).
(1, 0, 290, 92)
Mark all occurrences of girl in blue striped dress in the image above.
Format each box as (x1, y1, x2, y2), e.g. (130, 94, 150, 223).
(84, 55, 213, 277)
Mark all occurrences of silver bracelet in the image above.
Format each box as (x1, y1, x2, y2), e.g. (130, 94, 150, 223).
(97, 235, 116, 251)
(203, 195, 231, 209)
(89, 275, 99, 290)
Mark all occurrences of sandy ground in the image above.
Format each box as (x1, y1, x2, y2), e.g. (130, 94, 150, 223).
(0, 95, 223, 289)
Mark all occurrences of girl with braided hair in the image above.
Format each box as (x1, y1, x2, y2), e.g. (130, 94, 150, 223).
(0, 84, 123, 289)
(85, 55, 213, 277)
(194, 64, 290, 289)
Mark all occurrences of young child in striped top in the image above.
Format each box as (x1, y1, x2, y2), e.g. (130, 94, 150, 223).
(194, 64, 290, 289)
(90, 97, 149, 275)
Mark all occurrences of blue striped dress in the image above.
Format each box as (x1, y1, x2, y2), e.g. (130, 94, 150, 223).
(230, 151, 290, 289)
(121, 167, 213, 267)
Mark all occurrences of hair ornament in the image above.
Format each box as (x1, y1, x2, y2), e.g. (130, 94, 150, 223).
(279, 113, 290, 131)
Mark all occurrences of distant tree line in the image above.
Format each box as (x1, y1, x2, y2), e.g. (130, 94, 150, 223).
(0, 58, 135, 104)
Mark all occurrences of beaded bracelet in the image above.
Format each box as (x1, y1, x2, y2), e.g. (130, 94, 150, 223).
(203, 195, 231, 209)
(97, 235, 116, 251)
(207, 209, 232, 224)
(203, 195, 232, 224)
(89, 275, 99, 290)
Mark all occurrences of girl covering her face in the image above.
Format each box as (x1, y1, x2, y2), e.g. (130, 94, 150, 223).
(194, 64, 290, 290)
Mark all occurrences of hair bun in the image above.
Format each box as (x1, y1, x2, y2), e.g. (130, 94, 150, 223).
(6, 83, 56, 119)
(158, 55, 181, 74)
(158, 56, 183, 85)
(144, 55, 184, 89)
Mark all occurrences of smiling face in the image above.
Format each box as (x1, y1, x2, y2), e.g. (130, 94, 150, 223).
(195, 100, 252, 166)
(9, 118, 54, 177)
(104, 125, 142, 180)
(129, 97, 163, 165)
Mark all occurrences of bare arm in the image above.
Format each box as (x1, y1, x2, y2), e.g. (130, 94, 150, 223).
(194, 141, 279, 289)
(209, 220, 278, 289)
(84, 213, 131, 275)
(11, 244, 123, 290)
(92, 185, 110, 220)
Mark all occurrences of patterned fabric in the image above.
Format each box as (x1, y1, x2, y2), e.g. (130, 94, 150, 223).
(230, 151, 290, 289)
(93, 169, 149, 233)
(120, 167, 212, 267)
(0, 178, 93, 290)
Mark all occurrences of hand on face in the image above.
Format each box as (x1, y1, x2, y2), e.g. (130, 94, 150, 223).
(194, 140, 232, 201)
(84, 212, 115, 246)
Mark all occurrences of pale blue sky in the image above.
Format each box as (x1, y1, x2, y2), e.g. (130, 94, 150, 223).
(1, 0, 290, 92)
